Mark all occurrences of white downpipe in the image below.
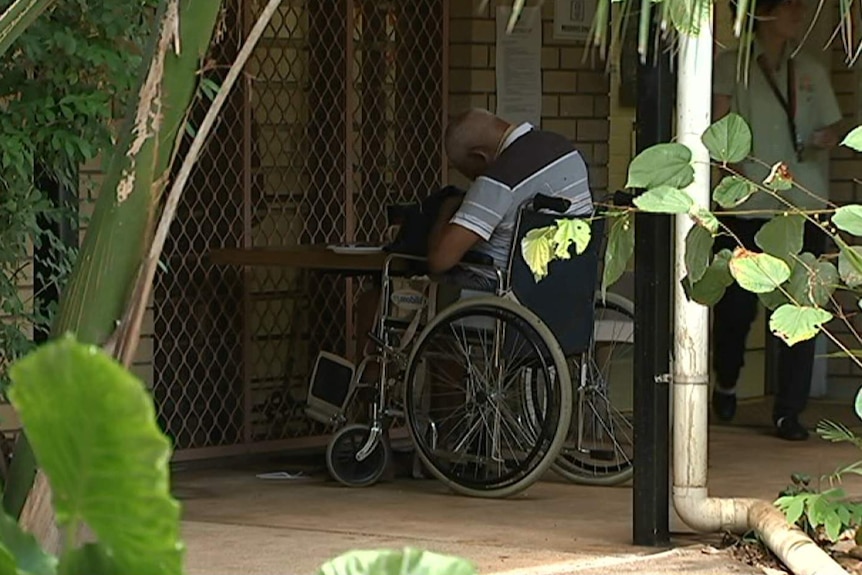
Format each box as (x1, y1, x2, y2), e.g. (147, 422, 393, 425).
(672, 6, 848, 575)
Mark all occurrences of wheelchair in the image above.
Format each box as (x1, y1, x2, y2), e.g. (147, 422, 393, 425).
(305, 194, 634, 498)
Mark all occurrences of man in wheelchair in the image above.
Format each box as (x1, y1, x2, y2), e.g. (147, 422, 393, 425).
(321, 109, 607, 495)
(356, 108, 595, 357)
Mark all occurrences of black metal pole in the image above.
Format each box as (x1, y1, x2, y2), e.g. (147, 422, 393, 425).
(632, 32, 675, 547)
(33, 162, 78, 344)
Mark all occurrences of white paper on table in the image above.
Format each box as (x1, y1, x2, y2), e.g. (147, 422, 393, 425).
(495, 5, 542, 126)
(553, 0, 597, 41)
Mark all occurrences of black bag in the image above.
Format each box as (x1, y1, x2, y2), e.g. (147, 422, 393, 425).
(385, 185, 466, 257)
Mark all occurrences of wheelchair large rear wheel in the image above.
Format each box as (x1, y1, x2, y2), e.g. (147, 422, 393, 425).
(404, 296, 572, 498)
(552, 292, 634, 485)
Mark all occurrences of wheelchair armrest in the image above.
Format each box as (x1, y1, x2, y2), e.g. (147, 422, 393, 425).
(460, 251, 495, 266)
(532, 193, 571, 214)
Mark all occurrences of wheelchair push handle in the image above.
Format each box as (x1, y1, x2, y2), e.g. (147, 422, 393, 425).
(532, 193, 571, 214)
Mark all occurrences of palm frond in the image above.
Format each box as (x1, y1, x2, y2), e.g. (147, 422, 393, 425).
(588, 0, 862, 75)
(817, 419, 862, 449)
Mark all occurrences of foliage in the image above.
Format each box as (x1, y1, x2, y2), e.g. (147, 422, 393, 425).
(520, 218, 591, 282)
(775, 473, 862, 543)
(579, 0, 862, 84)
(0, 336, 182, 575)
(0, 0, 57, 58)
(522, 111, 862, 351)
(317, 548, 476, 575)
(0, 0, 156, 387)
(775, 390, 862, 543)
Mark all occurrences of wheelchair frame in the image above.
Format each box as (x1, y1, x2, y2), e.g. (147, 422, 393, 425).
(309, 195, 634, 497)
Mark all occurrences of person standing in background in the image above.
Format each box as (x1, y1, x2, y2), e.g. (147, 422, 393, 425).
(711, 0, 844, 441)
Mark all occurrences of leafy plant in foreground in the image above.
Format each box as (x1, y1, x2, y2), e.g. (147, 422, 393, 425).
(0, 335, 182, 575)
(317, 548, 475, 575)
(775, 472, 862, 543)
(522, 113, 862, 353)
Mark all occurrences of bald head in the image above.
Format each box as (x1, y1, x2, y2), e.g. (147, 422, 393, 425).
(445, 109, 511, 180)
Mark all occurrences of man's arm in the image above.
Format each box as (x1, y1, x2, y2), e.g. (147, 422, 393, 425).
(427, 195, 482, 274)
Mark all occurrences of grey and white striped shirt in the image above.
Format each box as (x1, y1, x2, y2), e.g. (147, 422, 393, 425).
(450, 123, 594, 275)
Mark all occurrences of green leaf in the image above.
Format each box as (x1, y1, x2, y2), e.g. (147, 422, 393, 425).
(786, 254, 838, 308)
(685, 224, 714, 283)
(691, 207, 719, 233)
(602, 212, 634, 298)
(632, 186, 694, 214)
(841, 126, 862, 152)
(58, 544, 118, 575)
(764, 162, 794, 191)
(626, 143, 694, 190)
(701, 113, 752, 163)
(785, 496, 806, 526)
(521, 226, 555, 282)
(729, 250, 792, 294)
(317, 548, 476, 575)
(769, 304, 833, 346)
(837, 505, 852, 526)
(551, 218, 591, 259)
(807, 494, 829, 527)
(754, 215, 804, 264)
(0, 511, 56, 575)
(685, 249, 734, 306)
(839, 245, 862, 289)
(809, 260, 839, 308)
(825, 512, 843, 542)
(833, 205, 862, 236)
(0, 544, 16, 575)
(666, 0, 711, 36)
(855, 386, 862, 421)
(8, 337, 182, 575)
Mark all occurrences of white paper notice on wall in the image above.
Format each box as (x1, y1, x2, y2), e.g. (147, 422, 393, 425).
(553, 0, 597, 41)
(495, 5, 542, 126)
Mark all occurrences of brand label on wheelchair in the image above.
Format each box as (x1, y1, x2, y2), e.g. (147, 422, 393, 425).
(391, 289, 426, 311)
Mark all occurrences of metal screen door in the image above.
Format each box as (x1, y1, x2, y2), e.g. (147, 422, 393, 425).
(153, 0, 448, 459)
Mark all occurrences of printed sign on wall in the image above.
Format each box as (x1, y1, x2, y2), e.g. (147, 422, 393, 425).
(553, 0, 597, 41)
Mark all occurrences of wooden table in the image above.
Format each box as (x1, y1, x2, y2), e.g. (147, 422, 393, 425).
(209, 245, 404, 275)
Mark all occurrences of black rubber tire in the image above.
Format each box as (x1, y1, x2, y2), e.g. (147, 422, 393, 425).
(326, 424, 391, 487)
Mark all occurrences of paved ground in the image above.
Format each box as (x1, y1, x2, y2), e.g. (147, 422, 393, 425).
(176, 426, 862, 575)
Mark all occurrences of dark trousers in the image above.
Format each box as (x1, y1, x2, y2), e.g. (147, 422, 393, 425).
(712, 217, 826, 422)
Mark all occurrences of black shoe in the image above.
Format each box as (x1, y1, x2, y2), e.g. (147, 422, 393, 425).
(775, 417, 809, 441)
(712, 389, 737, 422)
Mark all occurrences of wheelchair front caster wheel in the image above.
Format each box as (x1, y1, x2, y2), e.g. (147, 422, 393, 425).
(326, 424, 390, 487)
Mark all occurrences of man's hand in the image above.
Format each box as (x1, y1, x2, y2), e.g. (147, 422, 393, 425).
(427, 196, 481, 274)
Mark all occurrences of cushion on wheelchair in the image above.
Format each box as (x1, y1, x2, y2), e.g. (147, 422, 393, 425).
(509, 210, 604, 356)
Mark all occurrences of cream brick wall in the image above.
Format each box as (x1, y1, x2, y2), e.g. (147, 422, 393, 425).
(448, 0, 610, 195)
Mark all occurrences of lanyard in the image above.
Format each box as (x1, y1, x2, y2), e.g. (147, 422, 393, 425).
(756, 54, 803, 162)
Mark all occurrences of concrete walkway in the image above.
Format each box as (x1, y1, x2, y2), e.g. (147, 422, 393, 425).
(177, 426, 862, 575)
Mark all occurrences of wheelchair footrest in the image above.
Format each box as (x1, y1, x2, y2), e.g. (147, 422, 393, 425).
(305, 352, 356, 425)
